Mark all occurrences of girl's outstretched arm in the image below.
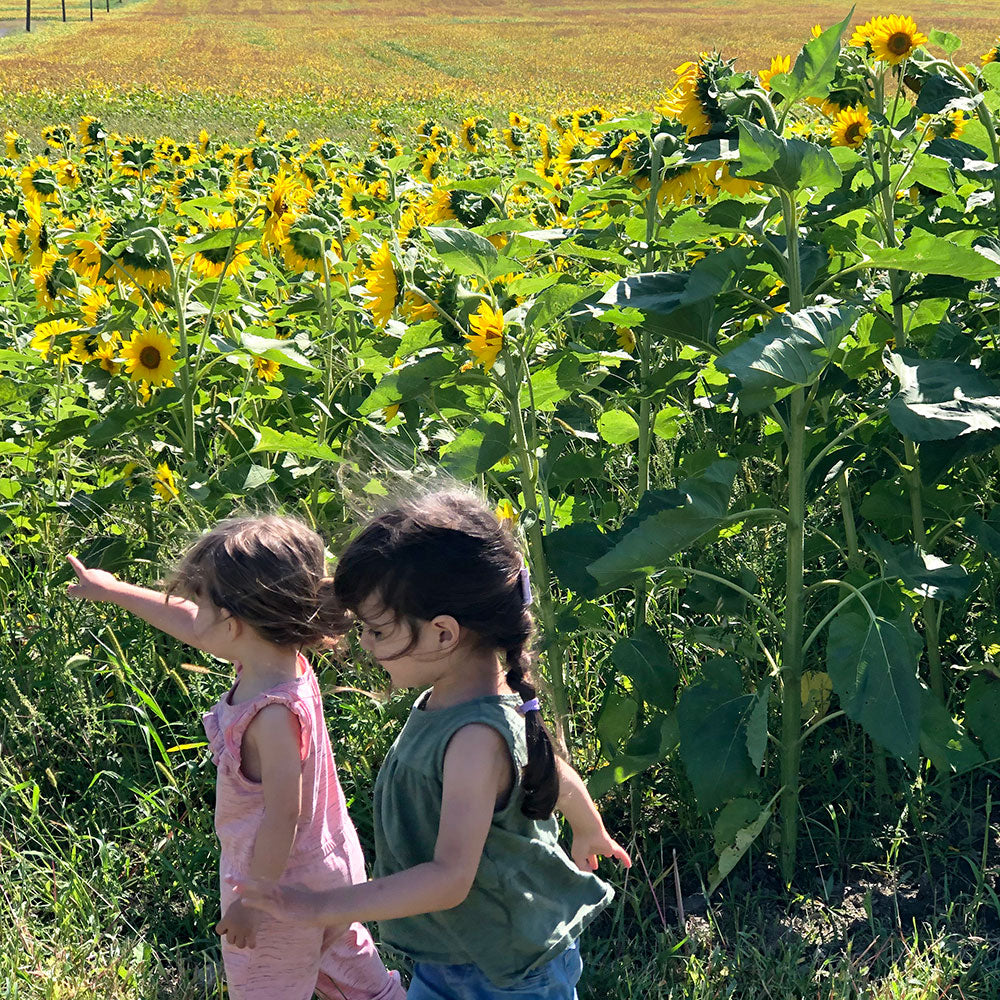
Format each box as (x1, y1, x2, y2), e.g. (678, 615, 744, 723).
(231, 722, 509, 928)
(554, 757, 632, 872)
(66, 555, 232, 659)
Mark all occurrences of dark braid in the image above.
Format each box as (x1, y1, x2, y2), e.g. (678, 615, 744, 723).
(333, 488, 561, 820)
(504, 642, 559, 819)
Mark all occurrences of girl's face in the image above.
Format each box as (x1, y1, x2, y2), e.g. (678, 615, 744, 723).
(355, 595, 456, 689)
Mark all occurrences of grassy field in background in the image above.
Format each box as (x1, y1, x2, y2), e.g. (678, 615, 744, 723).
(0, 0, 997, 138)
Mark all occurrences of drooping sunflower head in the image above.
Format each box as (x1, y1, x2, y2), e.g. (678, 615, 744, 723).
(121, 327, 178, 385)
(572, 105, 611, 131)
(362, 241, 399, 328)
(281, 213, 336, 274)
(105, 219, 172, 292)
(465, 301, 504, 371)
(656, 54, 736, 139)
(922, 110, 966, 141)
(190, 210, 255, 279)
(41, 124, 73, 150)
(5, 130, 28, 159)
(262, 170, 307, 248)
(460, 116, 491, 152)
(255, 119, 269, 140)
(114, 137, 157, 179)
(77, 116, 106, 148)
(31, 253, 72, 312)
(831, 105, 873, 149)
(55, 159, 81, 189)
(20, 156, 60, 203)
(31, 317, 79, 359)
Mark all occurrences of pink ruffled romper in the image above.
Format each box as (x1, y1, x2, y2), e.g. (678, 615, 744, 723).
(202, 654, 405, 1000)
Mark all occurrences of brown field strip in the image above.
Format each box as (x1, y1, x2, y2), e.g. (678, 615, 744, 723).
(0, 0, 997, 110)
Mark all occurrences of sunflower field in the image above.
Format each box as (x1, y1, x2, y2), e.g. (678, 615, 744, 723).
(5, 13, 1000, 998)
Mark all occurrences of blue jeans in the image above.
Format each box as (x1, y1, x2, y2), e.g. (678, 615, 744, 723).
(406, 940, 583, 999)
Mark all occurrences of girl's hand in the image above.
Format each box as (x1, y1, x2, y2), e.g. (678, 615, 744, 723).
(66, 555, 120, 602)
(216, 898, 262, 949)
(228, 876, 337, 929)
(571, 827, 632, 873)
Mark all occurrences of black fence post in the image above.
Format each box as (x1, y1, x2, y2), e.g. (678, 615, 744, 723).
(25, 0, 30, 31)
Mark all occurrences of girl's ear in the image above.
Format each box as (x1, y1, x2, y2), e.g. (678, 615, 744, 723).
(429, 614, 462, 652)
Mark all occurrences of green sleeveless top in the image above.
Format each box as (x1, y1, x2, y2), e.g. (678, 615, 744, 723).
(372, 691, 612, 986)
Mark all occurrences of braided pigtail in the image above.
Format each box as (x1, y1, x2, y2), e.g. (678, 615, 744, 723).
(505, 642, 559, 820)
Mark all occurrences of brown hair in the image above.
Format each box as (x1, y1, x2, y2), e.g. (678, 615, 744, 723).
(332, 489, 560, 819)
(166, 515, 342, 649)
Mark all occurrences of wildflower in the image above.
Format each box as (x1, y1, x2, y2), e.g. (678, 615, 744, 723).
(121, 328, 178, 385)
(465, 302, 504, 371)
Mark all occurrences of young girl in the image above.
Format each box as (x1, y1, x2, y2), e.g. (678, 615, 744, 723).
(66, 515, 405, 1000)
(232, 491, 631, 999)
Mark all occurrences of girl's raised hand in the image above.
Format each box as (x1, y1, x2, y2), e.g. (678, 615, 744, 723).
(66, 554, 120, 602)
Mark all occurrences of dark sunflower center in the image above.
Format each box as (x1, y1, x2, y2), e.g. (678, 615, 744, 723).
(845, 122, 863, 144)
(140, 346, 161, 369)
(888, 32, 911, 55)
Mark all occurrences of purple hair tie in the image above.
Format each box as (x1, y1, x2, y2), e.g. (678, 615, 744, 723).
(518, 697, 541, 714)
(518, 565, 533, 607)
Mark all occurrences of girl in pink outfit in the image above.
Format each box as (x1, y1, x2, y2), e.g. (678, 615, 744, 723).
(66, 516, 405, 1000)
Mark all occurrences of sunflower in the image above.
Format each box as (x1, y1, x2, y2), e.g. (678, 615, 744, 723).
(114, 137, 156, 179)
(418, 146, 444, 182)
(255, 119, 268, 140)
(616, 328, 637, 353)
(362, 242, 398, 327)
(20, 157, 60, 203)
(24, 205, 56, 268)
(31, 253, 65, 311)
(401, 290, 438, 323)
(982, 40, 1000, 65)
(190, 210, 255, 279)
(657, 60, 712, 139)
(419, 188, 457, 226)
(41, 124, 72, 149)
(121, 328, 178, 385)
(77, 116, 105, 148)
(339, 174, 370, 217)
(282, 214, 335, 274)
(760, 54, 791, 91)
(152, 462, 179, 502)
(55, 159, 81, 189)
(831, 106, 872, 148)
(170, 144, 199, 168)
(465, 302, 504, 371)
(252, 356, 281, 381)
(69, 330, 109, 364)
(5, 129, 27, 158)
(4, 219, 30, 264)
(67, 222, 108, 285)
(198, 129, 212, 153)
(94, 337, 122, 374)
(397, 206, 419, 242)
(921, 110, 965, 141)
(31, 317, 79, 358)
(262, 170, 306, 249)
(865, 15, 927, 64)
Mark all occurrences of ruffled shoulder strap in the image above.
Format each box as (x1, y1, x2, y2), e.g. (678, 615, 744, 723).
(221, 680, 314, 768)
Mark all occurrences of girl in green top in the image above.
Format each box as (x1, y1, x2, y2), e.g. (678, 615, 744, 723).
(233, 489, 630, 998)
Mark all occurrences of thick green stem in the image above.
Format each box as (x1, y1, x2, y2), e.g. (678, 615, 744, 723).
(779, 387, 807, 885)
(506, 356, 569, 743)
(837, 471, 863, 574)
(778, 189, 805, 885)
